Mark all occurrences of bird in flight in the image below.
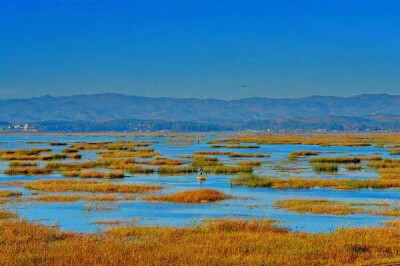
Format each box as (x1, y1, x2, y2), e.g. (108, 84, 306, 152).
(242, 84, 247, 88)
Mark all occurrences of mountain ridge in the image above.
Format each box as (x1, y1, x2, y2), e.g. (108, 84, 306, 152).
(1, 93, 400, 122)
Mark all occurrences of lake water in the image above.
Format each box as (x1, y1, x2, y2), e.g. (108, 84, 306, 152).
(0, 135, 399, 233)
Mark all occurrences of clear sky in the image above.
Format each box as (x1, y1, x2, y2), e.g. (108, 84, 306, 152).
(1, 0, 399, 99)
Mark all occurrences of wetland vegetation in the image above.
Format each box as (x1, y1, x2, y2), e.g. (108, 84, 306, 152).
(1, 133, 400, 264)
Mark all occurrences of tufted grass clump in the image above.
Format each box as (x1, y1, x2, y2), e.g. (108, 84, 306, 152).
(312, 163, 338, 173)
(143, 189, 231, 204)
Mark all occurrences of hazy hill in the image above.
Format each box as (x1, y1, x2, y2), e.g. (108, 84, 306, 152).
(1, 93, 400, 123)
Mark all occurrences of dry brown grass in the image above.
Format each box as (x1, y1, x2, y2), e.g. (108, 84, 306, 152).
(34, 194, 119, 202)
(237, 160, 262, 166)
(143, 189, 231, 203)
(274, 198, 399, 216)
(138, 158, 183, 166)
(231, 174, 400, 190)
(4, 166, 52, 176)
(10, 180, 161, 194)
(209, 133, 400, 147)
(228, 152, 270, 158)
(3, 218, 400, 265)
(310, 157, 361, 164)
(0, 210, 17, 219)
(0, 190, 22, 197)
(288, 151, 320, 161)
(157, 166, 196, 175)
(78, 171, 125, 179)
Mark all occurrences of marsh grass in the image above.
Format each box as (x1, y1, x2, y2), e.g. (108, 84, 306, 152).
(0, 210, 17, 219)
(5, 166, 53, 176)
(288, 151, 319, 161)
(9, 161, 37, 167)
(346, 164, 362, 171)
(157, 166, 196, 175)
(4, 218, 400, 265)
(203, 165, 253, 174)
(275, 198, 400, 216)
(34, 194, 121, 202)
(126, 166, 155, 174)
(14, 180, 161, 193)
(142, 189, 231, 203)
(210, 144, 260, 149)
(191, 155, 222, 167)
(78, 170, 125, 179)
(369, 159, 400, 169)
(228, 152, 270, 158)
(389, 149, 400, 155)
(310, 157, 361, 164)
(231, 174, 400, 190)
(378, 168, 400, 179)
(237, 160, 262, 166)
(138, 158, 183, 166)
(0, 190, 22, 197)
(312, 163, 338, 173)
(62, 148, 79, 153)
(194, 151, 231, 156)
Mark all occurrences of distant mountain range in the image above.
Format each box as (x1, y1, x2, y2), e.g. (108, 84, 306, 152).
(1, 93, 400, 123)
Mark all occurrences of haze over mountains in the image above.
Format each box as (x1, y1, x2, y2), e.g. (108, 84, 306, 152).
(1, 93, 400, 132)
(1, 93, 400, 122)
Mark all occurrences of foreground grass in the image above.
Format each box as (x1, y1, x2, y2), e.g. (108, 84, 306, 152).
(231, 174, 400, 190)
(274, 198, 400, 216)
(3, 180, 161, 194)
(142, 189, 231, 203)
(2, 218, 400, 265)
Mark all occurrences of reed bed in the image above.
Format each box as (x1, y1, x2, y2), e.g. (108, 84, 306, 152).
(71, 142, 110, 150)
(4, 218, 400, 265)
(4, 166, 52, 176)
(191, 155, 222, 167)
(62, 148, 79, 153)
(369, 159, 400, 169)
(310, 157, 361, 164)
(0, 190, 22, 197)
(138, 158, 183, 166)
(228, 152, 270, 158)
(34, 194, 120, 202)
(142, 189, 231, 203)
(237, 160, 262, 166)
(210, 144, 260, 149)
(15, 180, 161, 193)
(0, 210, 17, 219)
(231, 174, 400, 190)
(312, 163, 339, 173)
(378, 168, 400, 179)
(203, 165, 253, 174)
(99, 150, 159, 158)
(209, 133, 400, 147)
(107, 142, 151, 151)
(274, 198, 400, 216)
(8, 161, 38, 167)
(194, 151, 231, 156)
(126, 166, 155, 174)
(157, 166, 196, 175)
(77, 171, 125, 179)
(346, 164, 362, 171)
(288, 151, 320, 161)
(389, 149, 400, 155)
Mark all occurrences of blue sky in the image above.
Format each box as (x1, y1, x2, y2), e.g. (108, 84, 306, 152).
(1, 0, 399, 99)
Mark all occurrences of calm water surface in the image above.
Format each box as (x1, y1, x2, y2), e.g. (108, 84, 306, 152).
(0, 135, 399, 233)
